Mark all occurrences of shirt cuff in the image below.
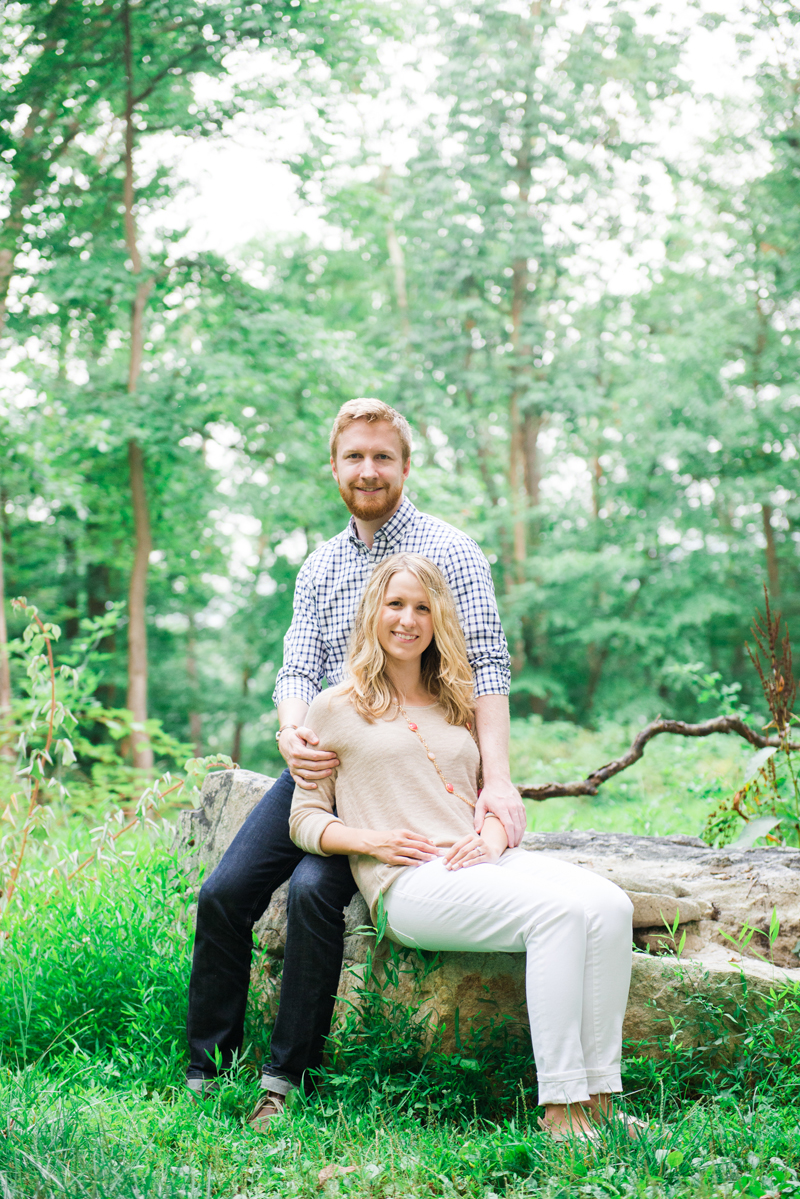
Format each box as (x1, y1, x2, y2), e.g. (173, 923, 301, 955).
(472, 663, 511, 698)
(273, 674, 320, 708)
(290, 812, 341, 856)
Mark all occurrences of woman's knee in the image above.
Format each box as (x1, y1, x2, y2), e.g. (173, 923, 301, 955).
(590, 879, 634, 932)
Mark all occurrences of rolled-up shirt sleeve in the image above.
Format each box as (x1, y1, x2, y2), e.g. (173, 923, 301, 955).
(445, 540, 511, 697)
(273, 563, 326, 707)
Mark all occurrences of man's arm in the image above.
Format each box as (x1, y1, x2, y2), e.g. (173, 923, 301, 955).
(277, 698, 339, 792)
(440, 538, 524, 845)
(473, 693, 527, 847)
(273, 563, 338, 790)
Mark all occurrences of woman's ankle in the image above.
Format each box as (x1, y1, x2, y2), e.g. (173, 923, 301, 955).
(541, 1103, 593, 1130)
(587, 1093, 614, 1116)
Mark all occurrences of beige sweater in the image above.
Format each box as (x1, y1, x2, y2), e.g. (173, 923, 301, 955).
(289, 688, 480, 921)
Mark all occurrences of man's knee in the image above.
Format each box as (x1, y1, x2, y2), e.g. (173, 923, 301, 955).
(197, 863, 244, 924)
(287, 855, 354, 922)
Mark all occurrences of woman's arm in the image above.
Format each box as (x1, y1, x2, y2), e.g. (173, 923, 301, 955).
(320, 822, 442, 867)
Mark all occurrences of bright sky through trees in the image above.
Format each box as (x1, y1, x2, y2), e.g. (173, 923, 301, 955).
(2, 0, 798, 777)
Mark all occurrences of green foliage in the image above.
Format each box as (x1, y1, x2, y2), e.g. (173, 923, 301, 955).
(0, 843, 195, 1089)
(702, 597, 800, 849)
(3, 0, 800, 769)
(3, 833, 800, 1196)
(321, 942, 537, 1121)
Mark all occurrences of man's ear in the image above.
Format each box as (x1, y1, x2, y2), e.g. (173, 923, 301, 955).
(402, 455, 411, 480)
(330, 455, 339, 482)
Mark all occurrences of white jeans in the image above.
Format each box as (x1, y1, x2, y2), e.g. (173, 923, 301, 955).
(383, 849, 633, 1106)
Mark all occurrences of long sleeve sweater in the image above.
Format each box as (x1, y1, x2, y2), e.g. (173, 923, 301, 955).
(289, 688, 480, 922)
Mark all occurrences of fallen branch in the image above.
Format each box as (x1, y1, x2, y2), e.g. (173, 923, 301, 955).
(518, 715, 800, 801)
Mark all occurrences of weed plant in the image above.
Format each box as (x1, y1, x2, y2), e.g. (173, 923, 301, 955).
(2, 831, 800, 1196)
(0, 838, 195, 1089)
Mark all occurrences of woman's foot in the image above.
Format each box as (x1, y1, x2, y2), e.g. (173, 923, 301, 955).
(538, 1104, 598, 1142)
(587, 1093, 647, 1139)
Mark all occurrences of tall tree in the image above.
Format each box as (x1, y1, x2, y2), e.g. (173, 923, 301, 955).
(2, 0, 391, 768)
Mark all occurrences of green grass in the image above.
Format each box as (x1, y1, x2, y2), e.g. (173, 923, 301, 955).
(4, 1064, 800, 1198)
(3, 752, 800, 1198)
(510, 717, 750, 838)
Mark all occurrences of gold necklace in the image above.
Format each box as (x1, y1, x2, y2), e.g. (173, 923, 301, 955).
(395, 702, 476, 811)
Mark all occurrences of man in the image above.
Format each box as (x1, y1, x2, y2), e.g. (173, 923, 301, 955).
(186, 398, 525, 1128)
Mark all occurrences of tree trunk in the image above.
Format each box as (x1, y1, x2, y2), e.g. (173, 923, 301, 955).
(231, 666, 251, 764)
(186, 613, 202, 757)
(122, 0, 154, 771)
(127, 441, 153, 769)
(762, 503, 780, 599)
(0, 87, 82, 339)
(508, 393, 527, 576)
(386, 220, 410, 339)
(64, 532, 80, 640)
(522, 410, 541, 507)
(0, 197, 26, 340)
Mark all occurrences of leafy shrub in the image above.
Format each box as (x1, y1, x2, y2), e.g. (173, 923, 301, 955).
(0, 841, 196, 1091)
(623, 979, 800, 1114)
(320, 944, 539, 1122)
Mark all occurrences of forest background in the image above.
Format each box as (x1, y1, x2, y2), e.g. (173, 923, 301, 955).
(1, 0, 799, 821)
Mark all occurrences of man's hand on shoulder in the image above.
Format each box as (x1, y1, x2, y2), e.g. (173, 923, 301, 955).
(278, 726, 339, 791)
(473, 779, 527, 847)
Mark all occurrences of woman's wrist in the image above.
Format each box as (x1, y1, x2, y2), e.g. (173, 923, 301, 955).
(481, 814, 509, 854)
(356, 829, 380, 856)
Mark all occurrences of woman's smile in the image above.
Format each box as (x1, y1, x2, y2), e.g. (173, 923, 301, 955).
(377, 570, 434, 661)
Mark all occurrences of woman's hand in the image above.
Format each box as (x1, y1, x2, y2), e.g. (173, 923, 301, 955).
(361, 829, 443, 867)
(443, 830, 499, 870)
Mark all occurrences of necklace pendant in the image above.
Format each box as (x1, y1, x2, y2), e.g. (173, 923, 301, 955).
(407, 722, 418, 732)
(445, 783, 454, 793)
(427, 752, 436, 761)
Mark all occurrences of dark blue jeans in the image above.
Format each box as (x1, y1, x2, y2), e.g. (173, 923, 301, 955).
(186, 768, 357, 1089)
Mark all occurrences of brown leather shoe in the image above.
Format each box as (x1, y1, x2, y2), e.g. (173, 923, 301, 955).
(247, 1090, 286, 1133)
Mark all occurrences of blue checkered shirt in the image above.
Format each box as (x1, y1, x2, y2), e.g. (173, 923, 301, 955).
(273, 497, 510, 706)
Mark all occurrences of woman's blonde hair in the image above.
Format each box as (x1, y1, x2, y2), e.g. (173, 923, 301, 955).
(342, 553, 475, 726)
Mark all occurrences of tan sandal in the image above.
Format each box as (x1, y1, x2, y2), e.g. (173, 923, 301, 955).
(247, 1090, 286, 1133)
(610, 1112, 648, 1139)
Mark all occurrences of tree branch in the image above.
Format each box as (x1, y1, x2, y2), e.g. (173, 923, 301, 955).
(518, 715, 800, 800)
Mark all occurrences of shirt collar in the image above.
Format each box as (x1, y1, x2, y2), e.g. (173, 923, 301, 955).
(347, 495, 417, 549)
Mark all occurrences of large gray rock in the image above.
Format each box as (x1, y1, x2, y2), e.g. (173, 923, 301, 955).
(177, 769, 800, 1054)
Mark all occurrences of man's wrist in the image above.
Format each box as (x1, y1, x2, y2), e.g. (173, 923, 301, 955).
(480, 773, 515, 789)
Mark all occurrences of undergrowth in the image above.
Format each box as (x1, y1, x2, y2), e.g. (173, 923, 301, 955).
(2, 834, 800, 1197)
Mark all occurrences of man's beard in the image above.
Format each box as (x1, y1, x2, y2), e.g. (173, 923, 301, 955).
(338, 480, 403, 523)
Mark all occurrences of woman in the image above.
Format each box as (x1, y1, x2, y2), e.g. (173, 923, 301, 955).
(289, 553, 634, 1139)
